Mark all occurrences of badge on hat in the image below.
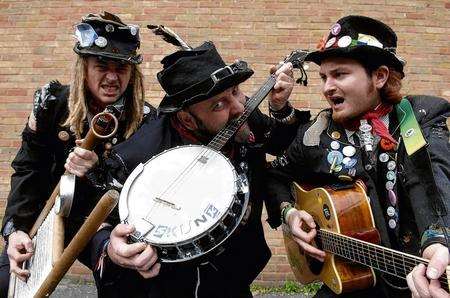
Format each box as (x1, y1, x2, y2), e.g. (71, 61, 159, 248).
(95, 36, 108, 48)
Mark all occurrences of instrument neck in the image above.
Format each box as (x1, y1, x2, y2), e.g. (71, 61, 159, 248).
(317, 229, 449, 287)
(207, 75, 277, 151)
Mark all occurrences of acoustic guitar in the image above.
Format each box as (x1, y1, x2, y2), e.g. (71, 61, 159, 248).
(283, 181, 450, 294)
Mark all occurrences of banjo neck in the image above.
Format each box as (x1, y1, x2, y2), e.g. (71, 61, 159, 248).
(207, 75, 277, 151)
(207, 49, 309, 152)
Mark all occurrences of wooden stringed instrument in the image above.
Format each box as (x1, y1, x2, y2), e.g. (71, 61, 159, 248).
(283, 181, 450, 294)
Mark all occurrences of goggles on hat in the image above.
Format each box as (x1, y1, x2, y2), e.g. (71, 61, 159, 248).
(75, 23, 98, 48)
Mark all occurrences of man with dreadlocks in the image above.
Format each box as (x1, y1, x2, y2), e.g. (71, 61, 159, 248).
(0, 11, 154, 295)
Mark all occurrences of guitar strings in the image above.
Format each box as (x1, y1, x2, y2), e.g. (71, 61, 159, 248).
(320, 232, 449, 285)
(319, 230, 448, 286)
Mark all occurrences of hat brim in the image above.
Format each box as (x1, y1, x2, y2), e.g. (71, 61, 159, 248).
(74, 45, 143, 64)
(306, 45, 404, 77)
(158, 68, 254, 113)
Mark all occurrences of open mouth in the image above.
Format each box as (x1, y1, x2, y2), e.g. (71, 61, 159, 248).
(329, 96, 345, 109)
(101, 85, 119, 95)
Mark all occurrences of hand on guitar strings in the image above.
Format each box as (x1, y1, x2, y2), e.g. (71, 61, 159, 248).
(107, 223, 161, 279)
(268, 62, 295, 111)
(64, 139, 99, 177)
(7, 230, 34, 281)
(286, 209, 327, 262)
(406, 243, 449, 298)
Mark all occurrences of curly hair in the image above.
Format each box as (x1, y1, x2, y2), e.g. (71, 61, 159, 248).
(379, 68, 403, 105)
(62, 56, 144, 139)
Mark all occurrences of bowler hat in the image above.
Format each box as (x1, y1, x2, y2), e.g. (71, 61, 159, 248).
(306, 15, 405, 77)
(73, 11, 142, 64)
(157, 41, 254, 113)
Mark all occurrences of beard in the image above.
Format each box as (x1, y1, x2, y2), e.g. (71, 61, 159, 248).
(191, 113, 252, 145)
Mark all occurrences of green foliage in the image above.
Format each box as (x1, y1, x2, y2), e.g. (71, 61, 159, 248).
(251, 281, 322, 295)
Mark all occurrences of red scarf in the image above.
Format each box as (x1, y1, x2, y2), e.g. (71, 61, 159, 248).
(348, 104, 397, 145)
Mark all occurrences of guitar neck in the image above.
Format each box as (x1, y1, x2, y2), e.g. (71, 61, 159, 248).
(318, 229, 449, 288)
(207, 75, 277, 151)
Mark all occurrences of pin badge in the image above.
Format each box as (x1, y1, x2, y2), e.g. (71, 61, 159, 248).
(338, 175, 352, 182)
(331, 131, 341, 139)
(380, 139, 395, 151)
(338, 35, 352, 48)
(325, 37, 336, 49)
(388, 219, 397, 229)
(58, 131, 70, 142)
(143, 105, 151, 114)
(343, 157, 357, 168)
(379, 153, 389, 163)
(348, 167, 356, 176)
(112, 137, 118, 144)
(365, 164, 373, 171)
(342, 145, 356, 157)
(129, 25, 139, 36)
(330, 23, 341, 36)
(334, 164, 343, 172)
(387, 206, 396, 217)
(330, 141, 340, 150)
(359, 121, 372, 133)
(386, 181, 394, 190)
(105, 24, 115, 33)
(95, 36, 108, 48)
(386, 170, 396, 181)
(388, 190, 397, 205)
(327, 151, 343, 165)
(387, 160, 396, 171)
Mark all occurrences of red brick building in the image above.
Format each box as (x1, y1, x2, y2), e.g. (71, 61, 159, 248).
(0, 0, 448, 286)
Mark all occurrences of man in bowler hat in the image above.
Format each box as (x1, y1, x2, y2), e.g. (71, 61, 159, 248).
(87, 41, 310, 297)
(267, 15, 450, 297)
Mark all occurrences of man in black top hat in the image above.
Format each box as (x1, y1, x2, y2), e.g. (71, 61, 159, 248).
(0, 11, 154, 296)
(87, 41, 310, 297)
(267, 15, 449, 297)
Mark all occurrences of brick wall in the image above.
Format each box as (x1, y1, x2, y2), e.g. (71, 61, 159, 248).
(0, 0, 448, 286)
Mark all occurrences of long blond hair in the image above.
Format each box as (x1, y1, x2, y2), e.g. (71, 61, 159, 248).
(63, 56, 145, 139)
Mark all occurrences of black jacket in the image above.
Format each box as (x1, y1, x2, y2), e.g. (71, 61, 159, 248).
(267, 95, 450, 296)
(93, 108, 310, 298)
(1, 82, 155, 257)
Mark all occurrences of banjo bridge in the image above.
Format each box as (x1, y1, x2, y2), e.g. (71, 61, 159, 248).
(154, 197, 181, 210)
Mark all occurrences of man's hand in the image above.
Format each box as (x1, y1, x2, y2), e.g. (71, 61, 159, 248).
(7, 230, 34, 281)
(107, 223, 160, 279)
(64, 139, 99, 177)
(269, 62, 294, 110)
(406, 243, 449, 297)
(286, 209, 326, 262)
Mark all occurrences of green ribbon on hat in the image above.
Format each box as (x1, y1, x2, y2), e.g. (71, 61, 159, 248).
(395, 97, 427, 155)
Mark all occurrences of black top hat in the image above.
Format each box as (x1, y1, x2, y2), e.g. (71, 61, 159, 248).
(73, 11, 142, 64)
(306, 15, 405, 77)
(157, 41, 254, 113)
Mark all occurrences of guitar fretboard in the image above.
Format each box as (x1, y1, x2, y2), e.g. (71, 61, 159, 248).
(318, 229, 449, 289)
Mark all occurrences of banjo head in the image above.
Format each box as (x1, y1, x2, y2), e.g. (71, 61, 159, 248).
(119, 144, 249, 262)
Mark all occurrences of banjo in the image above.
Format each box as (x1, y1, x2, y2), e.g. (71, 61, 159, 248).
(119, 50, 309, 262)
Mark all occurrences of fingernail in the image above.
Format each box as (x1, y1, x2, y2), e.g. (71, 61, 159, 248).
(427, 267, 439, 279)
